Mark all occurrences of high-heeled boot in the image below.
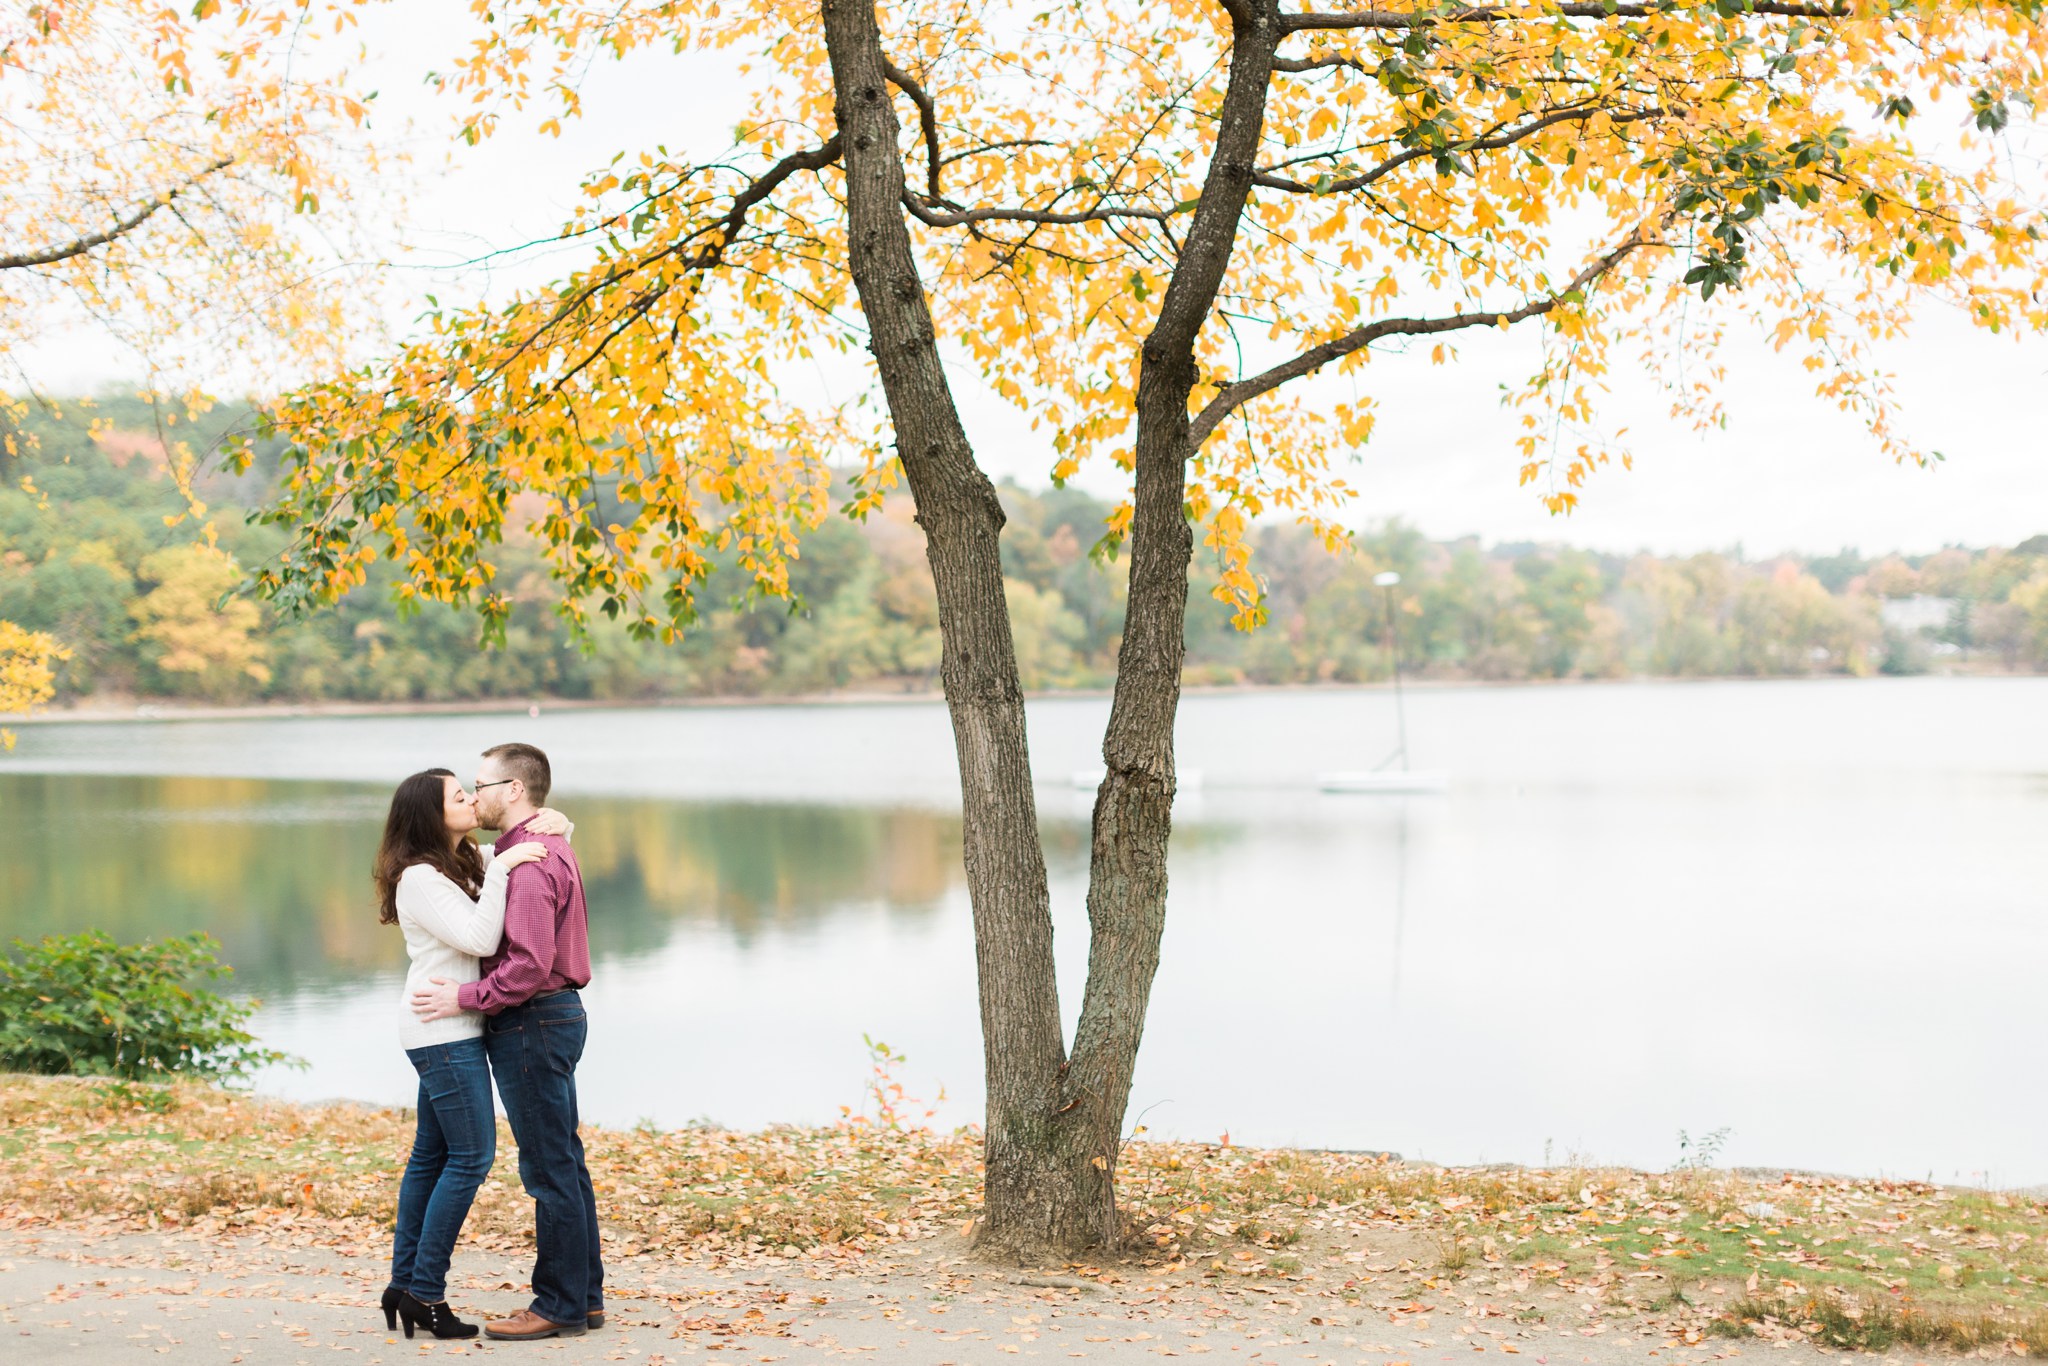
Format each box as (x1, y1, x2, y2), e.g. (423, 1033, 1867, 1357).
(397, 1291, 480, 1340)
(380, 1285, 402, 1331)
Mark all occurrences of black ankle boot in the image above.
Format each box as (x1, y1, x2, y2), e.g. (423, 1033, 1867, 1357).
(397, 1292, 479, 1340)
(380, 1285, 402, 1331)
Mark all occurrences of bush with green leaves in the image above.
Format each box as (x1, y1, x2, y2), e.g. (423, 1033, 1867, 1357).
(0, 932, 293, 1083)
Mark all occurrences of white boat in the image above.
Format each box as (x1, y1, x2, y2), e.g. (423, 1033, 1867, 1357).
(1317, 768, 1449, 794)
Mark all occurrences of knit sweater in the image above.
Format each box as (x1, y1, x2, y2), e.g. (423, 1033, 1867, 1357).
(394, 850, 510, 1051)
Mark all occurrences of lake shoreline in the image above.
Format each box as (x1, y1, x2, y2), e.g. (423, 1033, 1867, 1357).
(1, 667, 2013, 729)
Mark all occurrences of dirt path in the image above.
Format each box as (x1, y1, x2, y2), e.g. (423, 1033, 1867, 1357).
(2, 1227, 1909, 1366)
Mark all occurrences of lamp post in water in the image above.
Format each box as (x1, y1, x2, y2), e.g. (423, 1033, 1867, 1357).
(1373, 571, 1409, 774)
(1316, 571, 1446, 791)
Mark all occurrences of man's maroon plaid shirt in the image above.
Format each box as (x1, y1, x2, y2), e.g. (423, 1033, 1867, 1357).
(456, 813, 591, 1015)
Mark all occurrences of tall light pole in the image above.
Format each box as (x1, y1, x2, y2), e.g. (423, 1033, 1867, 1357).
(1373, 570, 1408, 773)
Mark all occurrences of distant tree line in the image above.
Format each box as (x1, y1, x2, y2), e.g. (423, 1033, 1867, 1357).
(4, 397, 2047, 708)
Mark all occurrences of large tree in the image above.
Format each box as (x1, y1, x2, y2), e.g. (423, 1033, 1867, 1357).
(254, 0, 2048, 1259)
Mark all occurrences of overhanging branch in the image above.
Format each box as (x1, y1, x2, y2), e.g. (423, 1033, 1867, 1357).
(0, 157, 235, 271)
(903, 197, 1188, 228)
(461, 135, 844, 404)
(1184, 223, 1663, 450)
(1273, 52, 1372, 75)
(1253, 104, 1655, 195)
(1283, 0, 1846, 32)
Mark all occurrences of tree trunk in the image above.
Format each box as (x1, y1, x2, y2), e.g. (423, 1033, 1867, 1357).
(1051, 0, 1284, 1247)
(820, 0, 1282, 1261)
(819, 0, 1083, 1257)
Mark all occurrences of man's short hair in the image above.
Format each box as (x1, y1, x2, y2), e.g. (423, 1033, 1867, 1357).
(482, 742, 552, 805)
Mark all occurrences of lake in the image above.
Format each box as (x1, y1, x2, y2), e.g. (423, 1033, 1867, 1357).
(4, 677, 2044, 1184)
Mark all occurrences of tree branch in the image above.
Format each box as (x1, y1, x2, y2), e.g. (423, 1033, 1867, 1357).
(0, 157, 234, 271)
(689, 136, 845, 271)
(939, 137, 1060, 167)
(1273, 52, 1371, 75)
(882, 57, 944, 202)
(1283, 1, 1846, 32)
(460, 136, 842, 405)
(1253, 104, 1654, 194)
(902, 197, 1188, 228)
(1185, 223, 1662, 449)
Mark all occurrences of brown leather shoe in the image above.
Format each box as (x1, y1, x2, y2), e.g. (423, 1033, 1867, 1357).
(483, 1309, 586, 1340)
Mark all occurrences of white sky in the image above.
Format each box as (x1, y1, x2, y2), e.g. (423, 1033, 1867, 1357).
(22, 4, 2047, 559)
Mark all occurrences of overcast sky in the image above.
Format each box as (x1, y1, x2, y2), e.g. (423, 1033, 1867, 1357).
(25, 6, 2047, 560)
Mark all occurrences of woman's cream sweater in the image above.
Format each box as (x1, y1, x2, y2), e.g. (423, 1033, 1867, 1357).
(394, 849, 509, 1051)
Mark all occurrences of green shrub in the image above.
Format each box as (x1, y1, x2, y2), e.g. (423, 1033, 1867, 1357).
(0, 932, 294, 1083)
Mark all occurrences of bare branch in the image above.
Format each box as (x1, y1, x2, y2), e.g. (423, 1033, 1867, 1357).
(0, 157, 234, 271)
(1254, 104, 1654, 194)
(1273, 52, 1372, 75)
(939, 137, 1061, 167)
(903, 197, 1187, 228)
(1185, 223, 1663, 449)
(1283, 1, 1846, 32)
(882, 57, 944, 202)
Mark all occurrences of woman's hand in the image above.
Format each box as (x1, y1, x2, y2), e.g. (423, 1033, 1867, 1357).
(491, 841, 549, 872)
(528, 807, 574, 839)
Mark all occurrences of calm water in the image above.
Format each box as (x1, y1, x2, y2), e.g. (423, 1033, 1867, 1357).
(4, 679, 2045, 1183)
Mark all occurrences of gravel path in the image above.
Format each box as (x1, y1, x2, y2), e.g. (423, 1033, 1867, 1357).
(1, 1228, 1911, 1366)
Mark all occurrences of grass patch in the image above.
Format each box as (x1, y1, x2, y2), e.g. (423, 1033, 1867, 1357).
(1108, 1141, 2048, 1350)
(1722, 1288, 2048, 1355)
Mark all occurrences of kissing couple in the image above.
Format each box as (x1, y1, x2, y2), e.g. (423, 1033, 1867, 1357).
(368, 742, 605, 1342)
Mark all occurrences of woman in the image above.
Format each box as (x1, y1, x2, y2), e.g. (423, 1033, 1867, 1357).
(370, 767, 571, 1341)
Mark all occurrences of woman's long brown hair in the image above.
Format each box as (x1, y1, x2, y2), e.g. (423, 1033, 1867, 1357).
(374, 768, 486, 925)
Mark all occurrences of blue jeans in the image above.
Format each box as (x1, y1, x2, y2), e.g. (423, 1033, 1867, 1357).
(485, 991, 603, 1325)
(390, 1036, 496, 1302)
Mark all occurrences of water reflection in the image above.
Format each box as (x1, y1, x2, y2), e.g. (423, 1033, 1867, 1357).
(2, 774, 977, 992)
(9, 679, 2048, 1181)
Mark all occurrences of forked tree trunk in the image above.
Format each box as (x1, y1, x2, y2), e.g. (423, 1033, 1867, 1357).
(820, 0, 1280, 1260)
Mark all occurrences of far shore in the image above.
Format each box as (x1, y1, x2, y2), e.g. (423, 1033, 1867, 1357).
(1, 668, 2029, 729)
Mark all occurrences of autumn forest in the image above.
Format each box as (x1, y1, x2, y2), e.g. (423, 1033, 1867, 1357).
(6, 395, 2045, 709)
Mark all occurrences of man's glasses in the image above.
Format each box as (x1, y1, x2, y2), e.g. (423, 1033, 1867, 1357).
(473, 778, 518, 791)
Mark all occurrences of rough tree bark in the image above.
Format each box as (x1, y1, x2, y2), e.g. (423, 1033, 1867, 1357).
(1054, 0, 1282, 1248)
(821, 0, 1281, 1259)
(819, 0, 1073, 1257)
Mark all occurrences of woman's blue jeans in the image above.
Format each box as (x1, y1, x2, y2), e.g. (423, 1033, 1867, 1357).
(389, 1036, 496, 1302)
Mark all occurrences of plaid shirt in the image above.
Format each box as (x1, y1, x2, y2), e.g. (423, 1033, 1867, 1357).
(456, 814, 591, 1015)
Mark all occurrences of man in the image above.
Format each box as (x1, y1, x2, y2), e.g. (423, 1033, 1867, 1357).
(412, 742, 604, 1341)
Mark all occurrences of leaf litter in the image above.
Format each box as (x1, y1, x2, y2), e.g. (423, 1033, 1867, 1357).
(6, 1075, 2048, 1355)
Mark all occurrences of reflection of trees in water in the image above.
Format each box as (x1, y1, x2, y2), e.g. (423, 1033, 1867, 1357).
(570, 798, 961, 952)
(4, 775, 975, 992)
(6, 773, 394, 994)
